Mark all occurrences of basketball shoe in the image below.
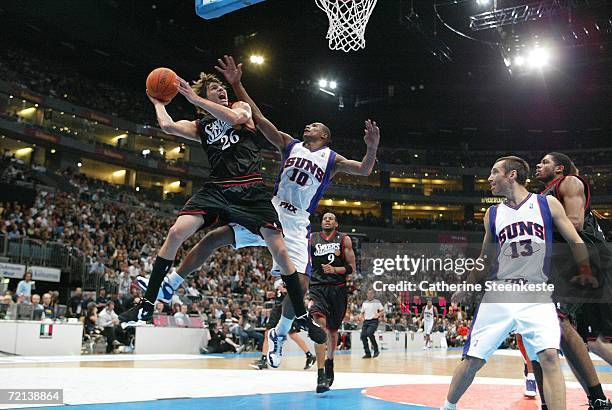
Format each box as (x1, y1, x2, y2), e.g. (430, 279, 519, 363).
(119, 298, 155, 326)
(304, 352, 316, 370)
(266, 328, 286, 368)
(324, 358, 334, 386)
(316, 369, 330, 394)
(250, 357, 268, 370)
(524, 377, 537, 398)
(590, 398, 612, 410)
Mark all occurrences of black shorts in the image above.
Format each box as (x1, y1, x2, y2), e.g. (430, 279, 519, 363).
(267, 304, 300, 333)
(179, 182, 281, 236)
(309, 284, 348, 331)
(575, 303, 612, 342)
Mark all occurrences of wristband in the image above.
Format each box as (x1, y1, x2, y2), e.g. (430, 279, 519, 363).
(345, 265, 353, 275)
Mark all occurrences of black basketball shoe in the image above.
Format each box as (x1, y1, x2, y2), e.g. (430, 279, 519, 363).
(316, 369, 330, 394)
(325, 358, 334, 386)
(119, 298, 155, 326)
(590, 398, 612, 410)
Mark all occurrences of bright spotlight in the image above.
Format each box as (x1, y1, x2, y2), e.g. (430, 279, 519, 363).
(476, 0, 490, 5)
(329, 81, 337, 89)
(249, 55, 264, 65)
(528, 47, 550, 68)
(319, 79, 328, 88)
(514, 55, 525, 67)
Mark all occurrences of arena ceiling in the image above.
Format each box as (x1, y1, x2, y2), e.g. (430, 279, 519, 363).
(2, 0, 612, 148)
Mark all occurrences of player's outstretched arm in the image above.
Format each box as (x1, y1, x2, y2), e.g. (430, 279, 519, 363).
(147, 93, 199, 142)
(547, 195, 598, 288)
(332, 120, 380, 177)
(175, 76, 251, 126)
(215, 55, 293, 152)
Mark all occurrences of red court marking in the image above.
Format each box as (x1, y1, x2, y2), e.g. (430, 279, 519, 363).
(363, 384, 611, 409)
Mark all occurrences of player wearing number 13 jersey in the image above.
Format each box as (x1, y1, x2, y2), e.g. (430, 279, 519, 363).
(442, 156, 598, 410)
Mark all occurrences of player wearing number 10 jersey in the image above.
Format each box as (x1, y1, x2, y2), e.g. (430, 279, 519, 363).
(213, 55, 379, 372)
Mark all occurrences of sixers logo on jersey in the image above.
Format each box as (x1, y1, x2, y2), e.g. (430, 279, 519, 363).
(283, 157, 325, 183)
(313, 242, 341, 256)
(498, 221, 544, 245)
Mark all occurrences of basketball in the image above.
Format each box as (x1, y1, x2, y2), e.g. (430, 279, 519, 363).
(146, 67, 179, 103)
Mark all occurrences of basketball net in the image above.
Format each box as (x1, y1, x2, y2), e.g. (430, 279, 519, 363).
(315, 0, 378, 52)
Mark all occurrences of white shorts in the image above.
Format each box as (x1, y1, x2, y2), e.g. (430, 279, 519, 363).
(424, 320, 434, 335)
(464, 301, 560, 362)
(230, 196, 311, 276)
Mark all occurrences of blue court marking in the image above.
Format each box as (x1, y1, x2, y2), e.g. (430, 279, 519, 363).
(562, 363, 612, 373)
(35, 389, 437, 410)
(209, 347, 464, 359)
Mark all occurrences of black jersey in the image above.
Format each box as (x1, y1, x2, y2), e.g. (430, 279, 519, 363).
(542, 175, 606, 242)
(196, 113, 262, 182)
(310, 230, 348, 286)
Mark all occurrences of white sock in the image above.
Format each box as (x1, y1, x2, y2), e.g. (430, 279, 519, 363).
(443, 399, 457, 410)
(526, 372, 535, 380)
(167, 271, 184, 289)
(275, 315, 293, 337)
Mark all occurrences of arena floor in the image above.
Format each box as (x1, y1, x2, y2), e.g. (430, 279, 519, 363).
(1, 348, 610, 409)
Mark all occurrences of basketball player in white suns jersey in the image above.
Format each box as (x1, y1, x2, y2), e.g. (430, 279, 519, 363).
(441, 156, 598, 410)
(421, 299, 438, 349)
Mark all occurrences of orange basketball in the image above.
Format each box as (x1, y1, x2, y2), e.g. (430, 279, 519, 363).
(146, 67, 179, 103)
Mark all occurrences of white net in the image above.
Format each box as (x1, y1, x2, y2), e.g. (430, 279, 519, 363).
(315, 0, 378, 52)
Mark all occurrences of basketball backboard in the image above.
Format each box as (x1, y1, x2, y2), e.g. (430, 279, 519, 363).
(195, 0, 267, 20)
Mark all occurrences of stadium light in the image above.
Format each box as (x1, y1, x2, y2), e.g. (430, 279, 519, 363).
(249, 55, 265, 65)
(528, 47, 550, 68)
(513, 55, 525, 67)
(476, 0, 490, 5)
(319, 79, 328, 88)
(77, 162, 82, 168)
(329, 81, 337, 89)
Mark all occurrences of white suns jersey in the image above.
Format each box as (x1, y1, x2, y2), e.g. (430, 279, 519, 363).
(489, 193, 553, 283)
(273, 140, 337, 213)
(423, 305, 434, 322)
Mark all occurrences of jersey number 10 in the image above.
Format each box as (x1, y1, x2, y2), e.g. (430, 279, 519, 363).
(288, 168, 309, 186)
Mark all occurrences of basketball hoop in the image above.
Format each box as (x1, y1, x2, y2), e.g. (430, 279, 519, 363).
(315, 0, 378, 52)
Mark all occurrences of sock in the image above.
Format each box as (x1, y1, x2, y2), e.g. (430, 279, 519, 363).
(588, 384, 606, 401)
(145, 256, 173, 302)
(281, 272, 307, 318)
(260, 354, 266, 361)
(524, 363, 528, 377)
(276, 315, 293, 337)
(167, 271, 184, 290)
(541, 405, 548, 410)
(318, 368, 325, 377)
(306, 351, 313, 358)
(443, 400, 457, 410)
(526, 373, 535, 381)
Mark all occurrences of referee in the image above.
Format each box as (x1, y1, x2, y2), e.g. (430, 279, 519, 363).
(360, 289, 384, 358)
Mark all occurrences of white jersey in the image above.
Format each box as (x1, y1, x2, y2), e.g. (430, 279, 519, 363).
(273, 140, 337, 213)
(489, 193, 553, 283)
(423, 305, 434, 323)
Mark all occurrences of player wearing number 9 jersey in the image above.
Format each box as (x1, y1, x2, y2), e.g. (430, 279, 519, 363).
(442, 156, 598, 410)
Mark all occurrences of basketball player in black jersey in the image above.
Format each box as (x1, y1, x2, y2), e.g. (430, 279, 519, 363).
(119, 72, 325, 344)
(309, 212, 356, 393)
(534, 152, 612, 410)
